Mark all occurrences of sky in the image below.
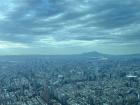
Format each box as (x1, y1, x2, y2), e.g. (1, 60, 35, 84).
(0, 0, 140, 55)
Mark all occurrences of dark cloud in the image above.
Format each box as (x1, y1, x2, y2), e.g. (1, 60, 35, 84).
(0, 0, 140, 54)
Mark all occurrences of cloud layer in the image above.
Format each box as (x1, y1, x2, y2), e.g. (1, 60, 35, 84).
(0, 0, 140, 55)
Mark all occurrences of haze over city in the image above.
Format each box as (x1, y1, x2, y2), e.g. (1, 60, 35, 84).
(1, 1, 140, 105)
(0, 0, 140, 55)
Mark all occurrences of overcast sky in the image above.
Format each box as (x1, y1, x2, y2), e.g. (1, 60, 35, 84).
(0, 0, 140, 55)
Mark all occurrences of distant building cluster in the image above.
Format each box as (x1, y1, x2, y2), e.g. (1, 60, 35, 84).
(0, 54, 140, 105)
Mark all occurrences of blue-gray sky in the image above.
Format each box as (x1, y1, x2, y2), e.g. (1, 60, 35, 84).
(0, 0, 140, 55)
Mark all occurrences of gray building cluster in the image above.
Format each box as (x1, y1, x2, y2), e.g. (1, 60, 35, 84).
(0, 53, 140, 105)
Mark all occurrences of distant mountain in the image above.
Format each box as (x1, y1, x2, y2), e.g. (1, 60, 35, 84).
(0, 51, 140, 59)
(78, 52, 110, 60)
(81, 51, 140, 59)
(81, 51, 108, 57)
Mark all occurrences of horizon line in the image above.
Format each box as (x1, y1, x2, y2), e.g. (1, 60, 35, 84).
(0, 51, 140, 56)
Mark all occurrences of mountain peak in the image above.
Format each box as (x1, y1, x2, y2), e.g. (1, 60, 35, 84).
(82, 51, 103, 56)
